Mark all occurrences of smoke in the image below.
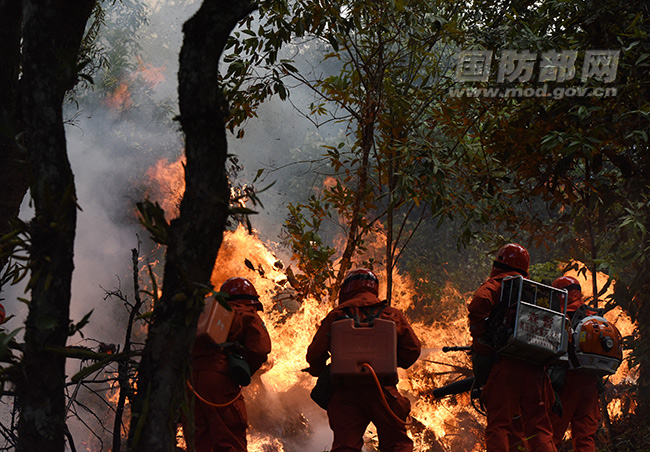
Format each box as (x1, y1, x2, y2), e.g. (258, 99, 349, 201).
(1, 1, 344, 451)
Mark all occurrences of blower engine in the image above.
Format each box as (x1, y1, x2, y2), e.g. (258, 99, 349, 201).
(570, 312, 623, 376)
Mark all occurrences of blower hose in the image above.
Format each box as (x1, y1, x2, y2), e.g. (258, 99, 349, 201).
(186, 380, 242, 408)
(361, 362, 410, 425)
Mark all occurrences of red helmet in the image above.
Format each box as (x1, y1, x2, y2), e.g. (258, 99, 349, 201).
(552, 275, 581, 292)
(494, 243, 529, 275)
(339, 268, 379, 303)
(552, 275, 583, 310)
(220, 277, 262, 311)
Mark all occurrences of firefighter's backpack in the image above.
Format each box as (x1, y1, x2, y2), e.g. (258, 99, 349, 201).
(569, 304, 623, 376)
(488, 275, 570, 365)
(196, 294, 235, 345)
(330, 303, 398, 385)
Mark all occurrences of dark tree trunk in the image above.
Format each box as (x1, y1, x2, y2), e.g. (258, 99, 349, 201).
(627, 265, 650, 421)
(126, 1, 256, 451)
(0, 1, 27, 287)
(329, 60, 382, 304)
(16, 2, 94, 452)
(331, 132, 372, 304)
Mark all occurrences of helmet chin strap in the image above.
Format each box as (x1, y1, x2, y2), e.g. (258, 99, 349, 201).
(225, 294, 259, 301)
(561, 283, 582, 292)
(492, 260, 528, 277)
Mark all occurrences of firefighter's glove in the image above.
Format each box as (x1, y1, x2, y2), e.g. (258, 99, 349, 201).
(228, 352, 251, 386)
(472, 352, 494, 387)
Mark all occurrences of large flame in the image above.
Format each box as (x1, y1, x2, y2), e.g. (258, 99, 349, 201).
(135, 157, 638, 451)
(206, 226, 484, 451)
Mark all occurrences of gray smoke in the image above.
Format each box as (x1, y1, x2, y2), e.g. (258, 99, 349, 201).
(1, 1, 345, 451)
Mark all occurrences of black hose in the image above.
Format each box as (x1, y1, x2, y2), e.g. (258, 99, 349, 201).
(433, 376, 475, 399)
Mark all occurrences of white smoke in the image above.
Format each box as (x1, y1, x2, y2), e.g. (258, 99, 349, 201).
(2, 1, 345, 451)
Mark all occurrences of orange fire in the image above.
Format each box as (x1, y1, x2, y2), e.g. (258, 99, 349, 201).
(136, 58, 166, 88)
(145, 155, 186, 217)
(103, 58, 166, 112)
(322, 176, 337, 189)
(104, 82, 133, 111)
(203, 226, 484, 451)
(139, 157, 637, 451)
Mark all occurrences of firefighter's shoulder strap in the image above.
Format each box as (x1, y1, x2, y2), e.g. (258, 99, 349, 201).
(570, 303, 603, 329)
(343, 301, 388, 327)
(483, 278, 510, 348)
(566, 304, 603, 369)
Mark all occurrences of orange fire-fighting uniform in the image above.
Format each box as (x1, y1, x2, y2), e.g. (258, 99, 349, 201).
(189, 300, 272, 452)
(549, 285, 601, 451)
(468, 266, 557, 452)
(306, 291, 421, 452)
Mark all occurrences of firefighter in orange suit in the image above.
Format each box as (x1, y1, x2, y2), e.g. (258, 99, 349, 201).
(306, 268, 421, 452)
(549, 276, 601, 451)
(189, 277, 272, 452)
(468, 244, 557, 452)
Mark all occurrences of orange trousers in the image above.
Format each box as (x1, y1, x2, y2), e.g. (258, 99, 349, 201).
(550, 371, 600, 451)
(327, 384, 412, 452)
(481, 357, 557, 452)
(187, 369, 248, 452)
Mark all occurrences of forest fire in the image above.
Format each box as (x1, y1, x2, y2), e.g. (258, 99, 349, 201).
(2, 2, 645, 452)
(199, 226, 483, 451)
(104, 83, 133, 111)
(136, 157, 638, 451)
(103, 59, 166, 112)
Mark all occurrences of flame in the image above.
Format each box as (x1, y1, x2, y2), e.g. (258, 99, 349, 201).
(137, 157, 638, 451)
(103, 58, 166, 112)
(202, 226, 484, 450)
(104, 82, 133, 111)
(136, 58, 166, 88)
(322, 176, 337, 189)
(145, 154, 186, 217)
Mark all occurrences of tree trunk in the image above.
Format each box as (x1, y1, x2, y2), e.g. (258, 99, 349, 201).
(629, 265, 650, 420)
(16, 2, 94, 452)
(329, 30, 385, 305)
(331, 131, 373, 305)
(386, 158, 394, 304)
(112, 249, 145, 452)
(126, 1, 256, 451)
(0, 1, 27, 288)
